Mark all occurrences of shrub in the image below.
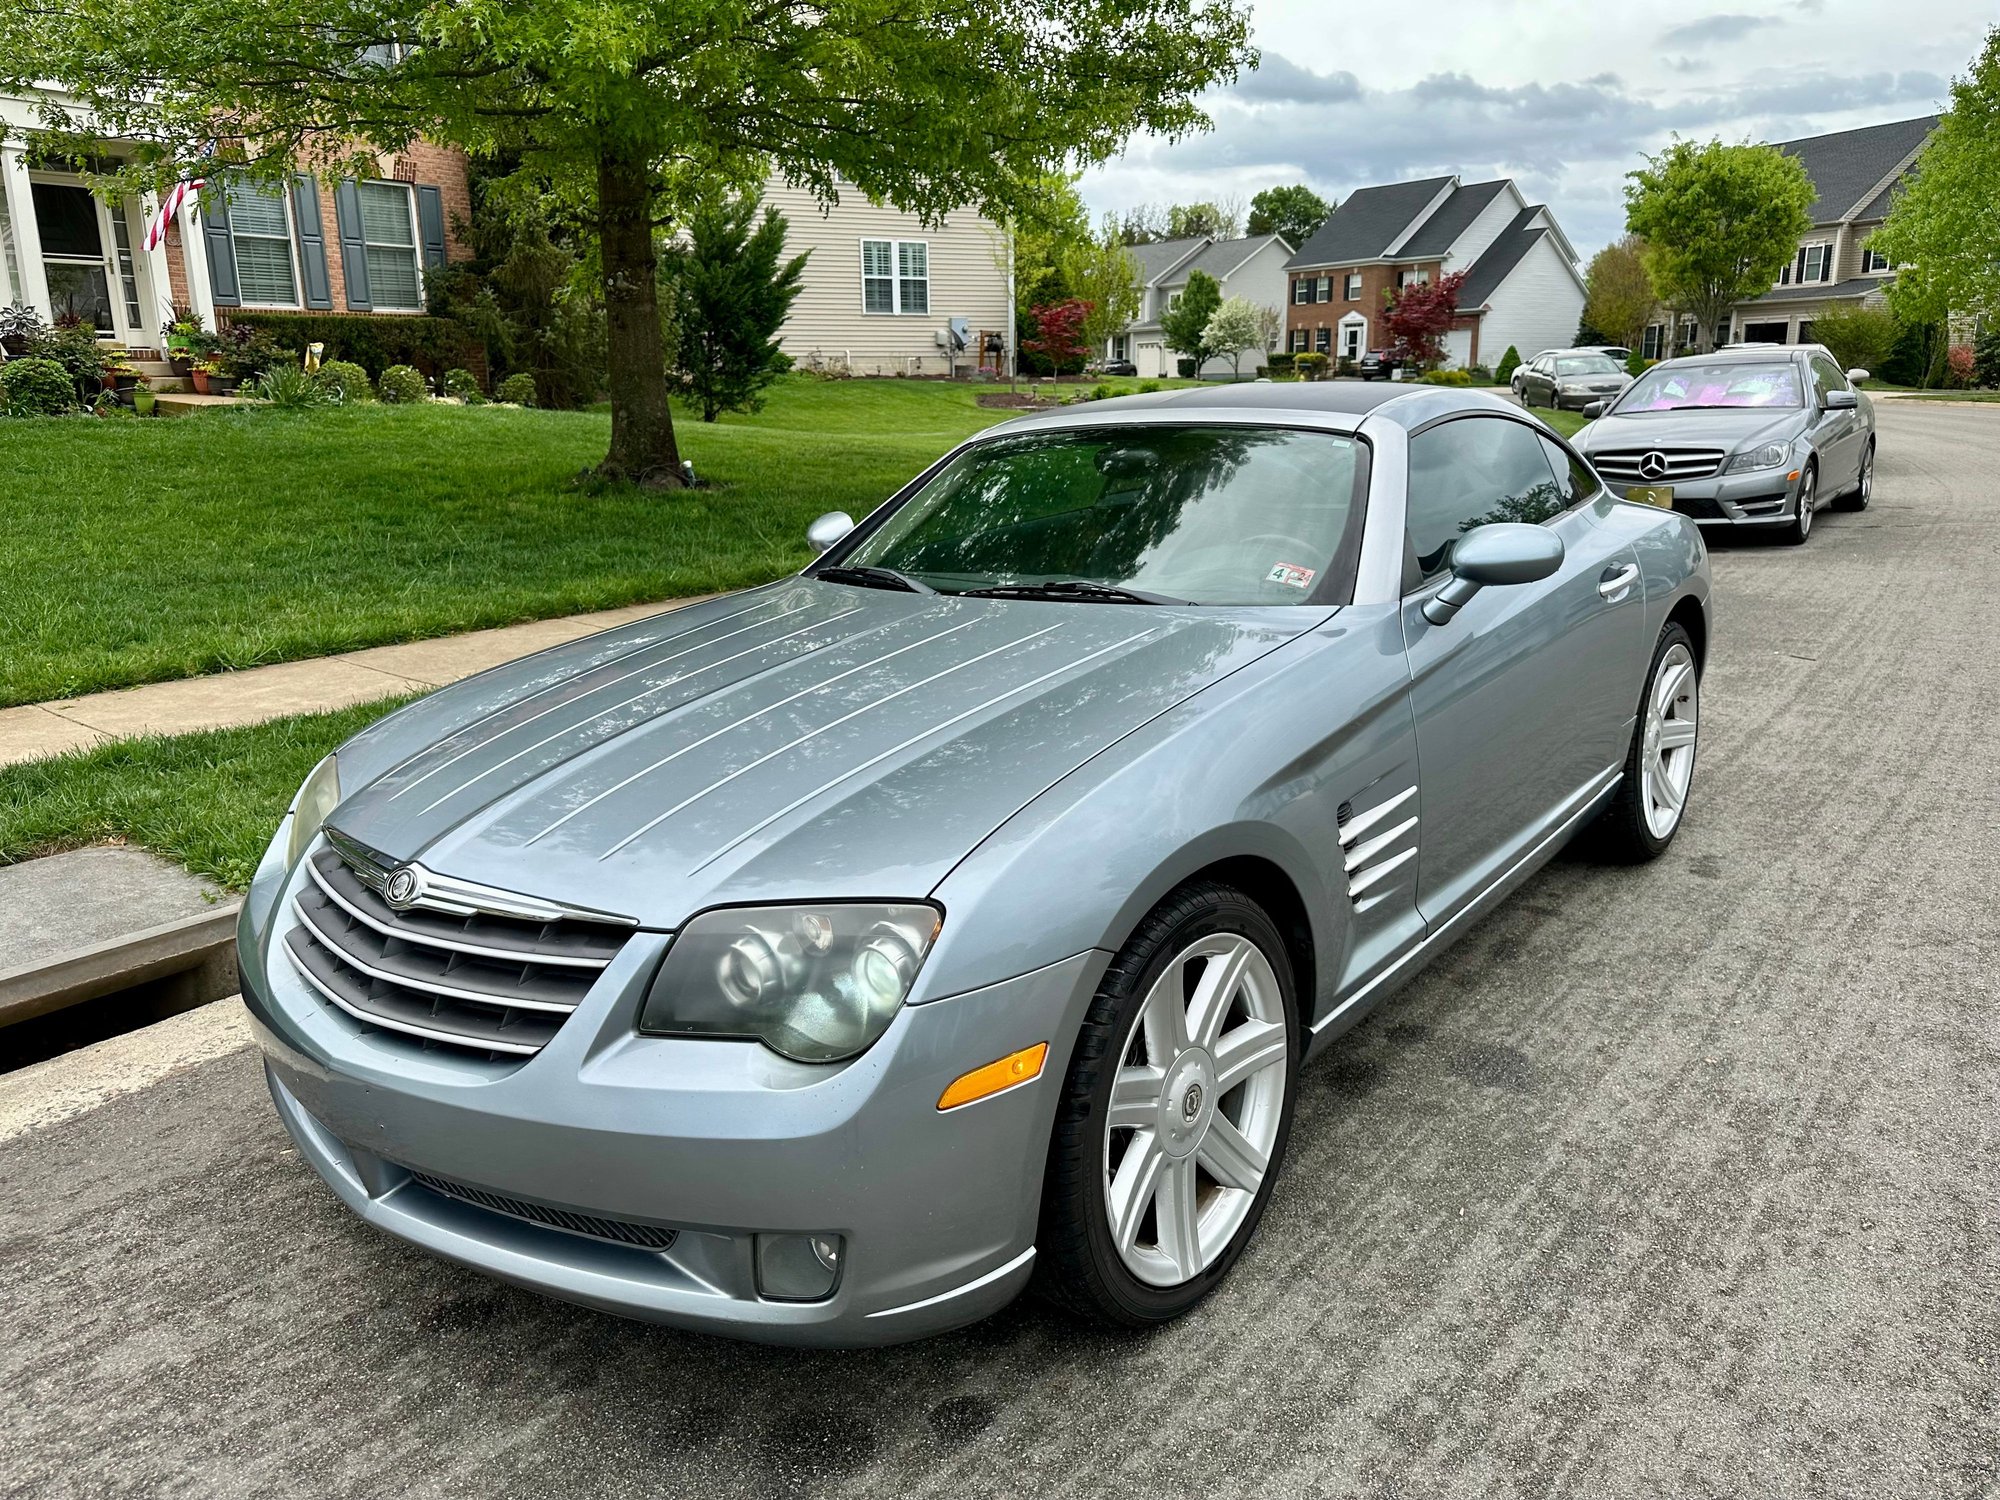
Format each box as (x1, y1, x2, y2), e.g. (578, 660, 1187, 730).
(1495, 345, 1522, 385)
(1881, 318, 1945, 387)
(1627, 350, 1651, 378)
(26, 325, 110, 400)
(1264, 351, 1296, 376)
(377, 364, 428, 404)
(1089, 382, 1116, 401)
(224, 311, 477, 381)
(442, 367, 486, 404)
(1335, 355, 1358, 378)
(213, 323, 296, 381)
(1975, 328, 2000, 390)
(1417, 368, 1473, 386)
(495, 372, 538, 406)
(1946, 344, 1976, 388)
(314, 359, 373, 404)
(1809, 303, 1899, 379)
(1465, 363, 1494, 385)
(1137, 380, 1162, 393)
(1294, 351, 1329, 381)
(255, 364, 331, 409)
(0, 356, 77, 416)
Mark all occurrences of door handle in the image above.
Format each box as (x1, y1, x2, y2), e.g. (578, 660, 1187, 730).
(1597, 563, 1639, 600)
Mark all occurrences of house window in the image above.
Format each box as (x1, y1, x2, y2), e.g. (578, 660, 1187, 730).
(226, 181, 300, 307)
(898, 241, 929, 314)
(1315, 327, 1330, 353)
(861, 239, 929, 314)
(1292, 278, 1310, 305)
(1797, 320, 1815, 346)
(1111, 334, 1129, 361)
(1642, 324, 1663, 361)
(1315, 274, 1331, 303)
(1289, 328, 1307, 352)
(1863, 244, 1890, 274)
(108, 199, 143, 332)
(31, 181, 117, 330)
(358, 181, 422, 311)
(1800, 243, 1831, 283)
(1344, 272, 1361, 301)
(1167, 290, 1181, 311)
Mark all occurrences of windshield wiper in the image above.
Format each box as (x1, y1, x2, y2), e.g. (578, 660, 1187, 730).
(955, 579, 1188, 606)
(812, 564, 936, 595)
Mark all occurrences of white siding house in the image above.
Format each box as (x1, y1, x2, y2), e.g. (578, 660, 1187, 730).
(1108, 233, 1294, 378)
(761, 180, 1012, 378)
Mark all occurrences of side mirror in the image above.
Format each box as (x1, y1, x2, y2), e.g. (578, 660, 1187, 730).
(1422, 523, 1565, 626)
(1581, 400, 1606, 419)
(806, 511, 855, 554)
(1845, 368, 1870, 384)
(1824, 389, 1859, 411)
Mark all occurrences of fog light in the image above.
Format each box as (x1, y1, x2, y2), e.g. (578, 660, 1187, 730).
(756, 1233, 844, 1301)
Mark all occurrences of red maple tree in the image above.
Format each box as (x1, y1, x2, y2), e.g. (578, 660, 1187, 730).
(1024, 297, 1095, 377)
(1381, 270, 1468, 371)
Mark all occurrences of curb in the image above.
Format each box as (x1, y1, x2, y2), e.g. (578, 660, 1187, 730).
(0, 902, 243, 1029)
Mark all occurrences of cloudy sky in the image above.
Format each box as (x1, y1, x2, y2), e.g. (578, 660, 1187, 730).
(1078, 0, 1989, 256)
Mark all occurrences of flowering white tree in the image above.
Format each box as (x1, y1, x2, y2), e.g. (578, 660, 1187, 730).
(1204, 296, 1265, 379)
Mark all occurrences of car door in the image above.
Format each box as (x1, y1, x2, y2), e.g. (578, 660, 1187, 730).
(1808, 353, 1862, 487)
(1399, 413, 1645, 928)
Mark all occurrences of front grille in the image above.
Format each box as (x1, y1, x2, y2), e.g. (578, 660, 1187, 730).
(1591, 447, 1727, 483)
(1672, 494, 1728, 521)
(284, 843, 630, 1058)
(405, 1168, 679, 1250)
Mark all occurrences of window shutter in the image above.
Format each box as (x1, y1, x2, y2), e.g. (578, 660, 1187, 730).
(291, 176, 333, 310)
(332, 179, 372, 311)
(201, 183, 240, 307)
(414, 184, 447, 270)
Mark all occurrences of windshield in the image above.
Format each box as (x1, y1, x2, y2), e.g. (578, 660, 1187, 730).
(1556, 356, 1622, 377)
(830, 425, 1364, 606)
(1617, 361, 1803, 412)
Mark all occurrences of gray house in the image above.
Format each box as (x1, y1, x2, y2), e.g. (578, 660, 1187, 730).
(1106, 232, 1294, 378)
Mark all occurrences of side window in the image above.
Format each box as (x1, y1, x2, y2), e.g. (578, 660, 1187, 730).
(1810, 355, 1846, 401)
(1539, 435, 1600, 509)
(1405, 418, 1567, 582)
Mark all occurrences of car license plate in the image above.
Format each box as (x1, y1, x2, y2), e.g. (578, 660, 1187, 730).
(1625, 485, 1674, 508)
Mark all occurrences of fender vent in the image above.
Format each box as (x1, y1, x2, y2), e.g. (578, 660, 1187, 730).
(1338, 785, 1419, 912)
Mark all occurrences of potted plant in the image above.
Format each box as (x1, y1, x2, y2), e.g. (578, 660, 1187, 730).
(0, 302, 43, 358)
(164, 313, 207, 372)
(132, 386, 157, 416)
(107, 360, 143, 394)
(190, 357, 220, 394)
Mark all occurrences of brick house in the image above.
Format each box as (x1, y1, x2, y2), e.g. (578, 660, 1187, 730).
(1283, 176, 1584, 370)
(0, 85, 472, 352)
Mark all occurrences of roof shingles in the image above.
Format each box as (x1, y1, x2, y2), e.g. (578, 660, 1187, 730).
(1776, 115, 1940, 224)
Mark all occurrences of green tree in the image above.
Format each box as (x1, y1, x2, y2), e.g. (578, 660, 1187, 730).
(1, 0, 1252, 486)
(1010, 175, 1093, 316)
(1160, 269, 1223, 371)
(668, 190, 808, 423)
(1495, 345, 1522, 386)
(1807, 303, 1899, 378)
(1060, 234, 1143, 359)
(1583, 234, 1656, 351)
(1166, 200, 1242, 240)
(1624, 139, 1815, 353)
(1246, 184, 1330, 247)
(1202, 295, 1263, 377)
(1869, 28, 1996, 327)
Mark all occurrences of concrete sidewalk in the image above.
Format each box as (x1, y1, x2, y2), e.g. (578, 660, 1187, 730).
(0, 594, 712, 770)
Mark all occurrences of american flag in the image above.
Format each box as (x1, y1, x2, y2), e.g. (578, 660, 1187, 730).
(144, 179, 205, 251)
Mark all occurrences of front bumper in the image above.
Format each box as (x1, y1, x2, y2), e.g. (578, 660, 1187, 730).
(240, 845, 1104, 1347)
(1605, 468, 1802, 526)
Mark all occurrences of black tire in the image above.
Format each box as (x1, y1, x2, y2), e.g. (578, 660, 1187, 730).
(1035, 881, 1300, 1329)
(1781, 463, 1817, 545)
(1833, 440, 1874, 512)
(1588, 621, 1699, 862)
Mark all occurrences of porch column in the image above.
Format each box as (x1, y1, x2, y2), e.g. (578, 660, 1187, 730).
(179, 194, 215, 329)
(0, 146, 51, 317)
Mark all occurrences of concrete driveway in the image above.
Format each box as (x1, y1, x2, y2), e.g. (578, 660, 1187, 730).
(3, 402, 1996, 1499)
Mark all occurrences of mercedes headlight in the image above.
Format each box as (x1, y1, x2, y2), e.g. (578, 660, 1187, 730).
(640, 903, 942, 1063)
(285, 753, 341, 871)
(1724, 442, 1791, 474)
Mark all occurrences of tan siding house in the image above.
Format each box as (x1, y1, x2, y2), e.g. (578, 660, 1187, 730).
(762, 180, 1011, 377)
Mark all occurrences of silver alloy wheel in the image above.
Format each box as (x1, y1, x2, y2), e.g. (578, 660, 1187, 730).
(1797, 469, 1816, 538)
(1641, 642, 1699, 839)
(1102, 932, 1289, 1288)
(1858, 446, 1873, 503)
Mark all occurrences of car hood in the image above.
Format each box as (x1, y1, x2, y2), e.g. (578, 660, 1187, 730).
(325, 581, 1321, 927)
(1579, 407, 1804, 452)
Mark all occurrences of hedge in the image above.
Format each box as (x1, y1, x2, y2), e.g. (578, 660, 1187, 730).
(223, 311, 479, 381)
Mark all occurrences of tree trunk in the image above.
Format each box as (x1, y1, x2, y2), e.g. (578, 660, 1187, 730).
(597, 141, 686, 487)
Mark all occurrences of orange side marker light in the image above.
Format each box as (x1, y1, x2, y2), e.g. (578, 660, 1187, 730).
(938, 1043, 1049, 1111)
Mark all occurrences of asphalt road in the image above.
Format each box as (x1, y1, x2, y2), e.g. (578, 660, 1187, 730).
(4, 401, 1997, 1499)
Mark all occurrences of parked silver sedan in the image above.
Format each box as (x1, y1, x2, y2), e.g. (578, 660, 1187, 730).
(238, 383, 1711, 1346)
(1572, 344, 1876, 544)
(1517, 348, 1634, 411)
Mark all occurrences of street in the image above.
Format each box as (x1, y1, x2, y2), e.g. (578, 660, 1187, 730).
(4, 399, 1996, 1499)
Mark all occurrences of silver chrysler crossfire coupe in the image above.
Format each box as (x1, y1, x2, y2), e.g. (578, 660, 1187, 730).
(239, 382, 1711, 1346)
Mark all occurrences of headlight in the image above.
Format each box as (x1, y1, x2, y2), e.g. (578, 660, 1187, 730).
(285, 753, 341, 870)
(1724, 442, 1791, 474)
(640, 903, 942, 1063)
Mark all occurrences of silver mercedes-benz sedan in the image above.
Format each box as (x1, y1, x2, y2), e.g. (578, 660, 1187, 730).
(238, 383, 1711, 1346)
(1571, 344, 1876, 544)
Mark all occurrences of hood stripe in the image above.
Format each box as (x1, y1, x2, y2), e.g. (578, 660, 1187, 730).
(521, 618, 985, 848)
(412, 608, 865, 817)
(383, 596, 821, 806)
(677, 627, 1162, 876)
(597, 622, 1068, 862)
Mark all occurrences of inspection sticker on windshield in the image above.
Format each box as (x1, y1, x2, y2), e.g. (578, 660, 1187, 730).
(1267, 562, 1316, 589)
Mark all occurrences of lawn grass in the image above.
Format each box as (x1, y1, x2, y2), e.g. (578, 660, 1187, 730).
(1539, 409, 1592, 439)
(0, 376, 1039, 708)
(1883, 389, 2000, 403)
(0, 697, 412, 888)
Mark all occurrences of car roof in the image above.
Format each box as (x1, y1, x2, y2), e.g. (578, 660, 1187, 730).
(985, 381, 1527, 436)
(1668, 345, 1818, 364)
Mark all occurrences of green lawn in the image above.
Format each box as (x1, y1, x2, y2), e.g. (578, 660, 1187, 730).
(1882, 390, 2000, 403)
(1540, 409, 1591, 439)
(0, 697, 410, 888)
(0, 377, 1040, 708)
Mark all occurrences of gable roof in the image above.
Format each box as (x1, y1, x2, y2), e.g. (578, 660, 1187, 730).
(1398, 179, 1513, 257)
(1455, 206, 1550, 308)
(1170, 233, 1292, 283)
(1774, 115, 1940, 224)
(1287, 177, 1455, 268)
(1128, 236, 1209, 283)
